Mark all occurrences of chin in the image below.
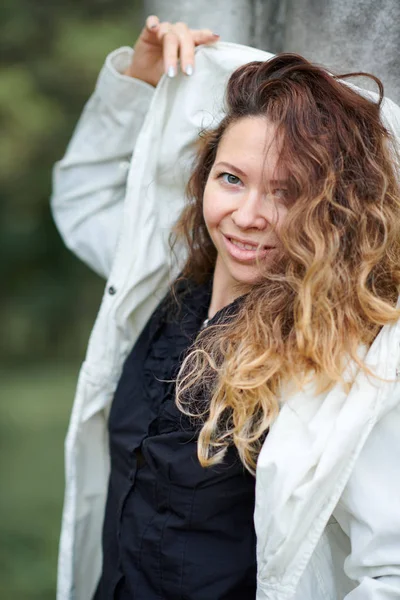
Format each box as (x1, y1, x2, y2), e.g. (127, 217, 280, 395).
(229, 266, 266, 288)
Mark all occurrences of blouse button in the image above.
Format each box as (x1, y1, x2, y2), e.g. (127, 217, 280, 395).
(108, 285, 116, 295)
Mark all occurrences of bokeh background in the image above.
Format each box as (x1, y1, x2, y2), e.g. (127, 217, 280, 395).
(1, 0, 399, 598)
(0, 2, 141, 598)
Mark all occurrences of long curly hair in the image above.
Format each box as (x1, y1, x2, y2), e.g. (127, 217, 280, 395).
(172, 53, 400, 473)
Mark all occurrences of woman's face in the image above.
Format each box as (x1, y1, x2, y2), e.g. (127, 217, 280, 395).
(203, 116, 289, 289)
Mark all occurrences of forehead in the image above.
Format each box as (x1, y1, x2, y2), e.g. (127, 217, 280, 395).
(216, 116, 282, 167)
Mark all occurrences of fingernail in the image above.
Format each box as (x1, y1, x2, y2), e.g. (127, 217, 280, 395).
(167, 66, 176, 78)
(185, 64, 193, 76)
(150, 23, 158, 29)
(213, 32, 220, 37)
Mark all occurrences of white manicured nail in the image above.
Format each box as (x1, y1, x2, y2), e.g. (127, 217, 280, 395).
(167, 66, 176, 78)
(185, 64, 193, 76)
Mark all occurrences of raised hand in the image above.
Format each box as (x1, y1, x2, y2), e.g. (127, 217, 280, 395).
(124, 15, 220, 87)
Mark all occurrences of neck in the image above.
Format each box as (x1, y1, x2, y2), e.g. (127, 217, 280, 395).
(208, 256, 247, 319)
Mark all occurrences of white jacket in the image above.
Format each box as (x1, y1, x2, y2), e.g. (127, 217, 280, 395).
(51, 42, 400, 600)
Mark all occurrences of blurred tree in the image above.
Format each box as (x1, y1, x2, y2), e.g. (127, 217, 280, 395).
(0, 0, 142, 365)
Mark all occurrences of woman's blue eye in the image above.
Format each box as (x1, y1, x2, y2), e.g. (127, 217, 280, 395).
(221, 172, 241, 185)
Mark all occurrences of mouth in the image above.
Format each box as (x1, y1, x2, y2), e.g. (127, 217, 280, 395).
(222, 234, 276, 262)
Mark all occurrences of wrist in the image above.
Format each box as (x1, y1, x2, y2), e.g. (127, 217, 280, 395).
(99, 47, 155, 107)
(123, 56, 158, 87)
(123, 65, 155, 87)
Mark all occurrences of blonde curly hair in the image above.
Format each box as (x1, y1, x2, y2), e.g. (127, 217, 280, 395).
(171, 54, 400, 474)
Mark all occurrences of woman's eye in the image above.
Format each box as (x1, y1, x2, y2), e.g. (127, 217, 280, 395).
(220, 172, 242, 186)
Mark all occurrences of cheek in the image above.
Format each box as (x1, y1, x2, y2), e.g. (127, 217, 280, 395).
(203, 201, 216, 232)
(203, 181, 230, 233)
(202, 185, 219, 231)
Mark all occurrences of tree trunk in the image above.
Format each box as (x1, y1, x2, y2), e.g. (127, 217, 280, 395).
(142, 0, 399, 103)
(142, 0, 286, 53)
(284, 0, 400, 103)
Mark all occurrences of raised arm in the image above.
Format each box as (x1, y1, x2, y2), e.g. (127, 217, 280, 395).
(51, 16, 219, 279)
(51, 46, 154, 279)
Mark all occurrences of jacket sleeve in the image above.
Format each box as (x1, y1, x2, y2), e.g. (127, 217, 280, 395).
(50, 46, 154, 279)
(333, 394, 400, 599)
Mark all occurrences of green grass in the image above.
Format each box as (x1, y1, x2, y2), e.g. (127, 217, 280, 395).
(0, 364, 80, 600)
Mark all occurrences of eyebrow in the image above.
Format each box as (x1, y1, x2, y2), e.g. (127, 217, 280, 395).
(214, 161, 289, 186)
(214, 161, 247, 178)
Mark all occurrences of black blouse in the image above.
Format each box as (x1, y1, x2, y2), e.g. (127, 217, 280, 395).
(94, 279, 257, 600)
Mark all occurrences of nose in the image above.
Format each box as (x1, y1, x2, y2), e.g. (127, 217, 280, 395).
(231, 191, 276, 230)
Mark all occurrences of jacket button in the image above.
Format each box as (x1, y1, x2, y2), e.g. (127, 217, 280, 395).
(108, 286, 116, 295)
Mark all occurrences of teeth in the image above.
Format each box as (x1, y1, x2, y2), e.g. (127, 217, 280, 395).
(230, 238, 258, 250)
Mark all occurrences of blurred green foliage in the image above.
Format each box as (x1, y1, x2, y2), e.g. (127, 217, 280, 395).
(0, 365, 80, 599)
(0, 4, 144, 597)
(0, 0, 142, 365)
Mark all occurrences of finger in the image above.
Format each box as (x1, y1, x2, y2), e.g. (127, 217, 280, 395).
(157, 26, 180, 77)
(145, 14, 160, 32)
(174, 22, 195, 76)
(191, 29, 220, 47)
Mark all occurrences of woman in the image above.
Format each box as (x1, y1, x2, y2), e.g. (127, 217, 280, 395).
(51, 15, 400, 600)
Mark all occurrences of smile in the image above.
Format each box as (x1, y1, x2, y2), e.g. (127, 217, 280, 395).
(231, 239, 259, 250)
(222, 234, 275, 262)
